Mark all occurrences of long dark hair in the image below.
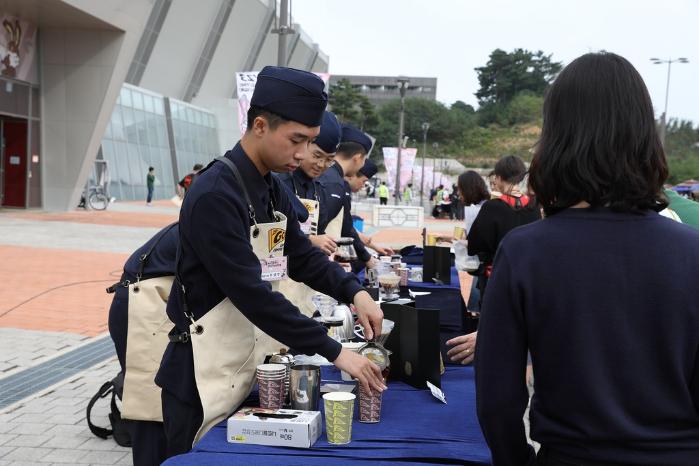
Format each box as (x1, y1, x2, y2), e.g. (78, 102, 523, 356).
(458, 171, 489, 205)
(529, 52, 668, 216)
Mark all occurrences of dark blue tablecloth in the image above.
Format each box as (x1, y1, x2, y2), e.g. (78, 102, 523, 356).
(163, 366, 491, 466)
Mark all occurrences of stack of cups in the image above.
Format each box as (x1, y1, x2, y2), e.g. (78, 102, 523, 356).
(398, 266, 409, 286)
(323, 392, 356, 444)
(256, 364, 287, 409)
(358, 385, 383, 423)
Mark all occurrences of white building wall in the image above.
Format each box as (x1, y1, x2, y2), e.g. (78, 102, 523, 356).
(137, 0, 221, 100)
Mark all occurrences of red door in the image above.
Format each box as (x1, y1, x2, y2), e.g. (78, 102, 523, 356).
(2, 120, 27, 207)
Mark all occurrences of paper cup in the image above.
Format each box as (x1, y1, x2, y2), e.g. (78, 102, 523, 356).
(358, 385, 383, 423)
(258, 378, 285, 409)
(398, 267, 409, 286)
(323, 392, 356, 444)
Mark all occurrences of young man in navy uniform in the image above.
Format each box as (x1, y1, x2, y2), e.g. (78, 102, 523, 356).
(317, 124, 377, 268)
(276, 110, 342, 254)
(155, 67, 385, 460)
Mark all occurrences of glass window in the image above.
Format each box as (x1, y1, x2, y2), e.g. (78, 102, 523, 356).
(120, 88, 133, 107)
(132, 91, 144, 110)
(144, 94, 154, 114)
(154, 97, 164, 115)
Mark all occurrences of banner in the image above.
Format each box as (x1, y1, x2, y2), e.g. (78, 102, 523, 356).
(382, 147, 417, 194)
(0, 15, 37, 82)
(412, 165, 434, 192)
(235, 71, 331, 136)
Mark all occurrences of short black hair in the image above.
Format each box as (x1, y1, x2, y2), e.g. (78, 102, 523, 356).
(148, 166, 154, 171)
(336, 142, 367, 159)
(246, 105, 289, 131)
(529, 52, 668, 216)
(458, 171, 489, 205)
(193, 164, 203, 171)
(493, 155, 527, 184)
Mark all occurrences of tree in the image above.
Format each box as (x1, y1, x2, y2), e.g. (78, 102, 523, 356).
(475, 48, 561, 106)
(328, 79, 378, 130)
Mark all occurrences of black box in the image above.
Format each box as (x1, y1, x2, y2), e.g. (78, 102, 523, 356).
(423, 245, 452, 285)
(381, 301, 441, 389)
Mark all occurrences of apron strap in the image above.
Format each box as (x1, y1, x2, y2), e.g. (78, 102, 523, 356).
(215, 156, 259, 234)
(136, 222, 178, 283)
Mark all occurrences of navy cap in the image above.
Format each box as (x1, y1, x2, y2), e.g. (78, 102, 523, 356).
(313, 111, 342, 154)
(251, 66, 328, 127)
(358, 158, 378, 179)
(341, 124, 373, 154)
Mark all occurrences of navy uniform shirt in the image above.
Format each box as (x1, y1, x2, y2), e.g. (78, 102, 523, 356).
(155, 143, 363, 402)
(122, 223, 179, 283)
(317, 163, 371, 262)
(277, 169, 323, 228)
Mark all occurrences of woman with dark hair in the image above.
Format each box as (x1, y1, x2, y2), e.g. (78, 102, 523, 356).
(446, 158, 541, 366)
(467, 155, 541, 300)
(458, 170, 490, 229)
(475, 52, 699, 466)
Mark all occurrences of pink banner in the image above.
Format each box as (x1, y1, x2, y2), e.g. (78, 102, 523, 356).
(412, 165, 434, 192)
(382, 147, 417, 194)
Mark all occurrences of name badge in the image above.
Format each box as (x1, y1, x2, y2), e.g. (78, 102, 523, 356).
(260, 256, 288, 282)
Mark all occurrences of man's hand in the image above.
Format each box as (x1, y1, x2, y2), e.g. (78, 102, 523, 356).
(309, 234, 337, 256)
(365, 256, 378, 269)
(333, 348, 386, 395)
(371, 244, 394, 256)
(352, 290, 382, 341)
(446, 331, 477, 364)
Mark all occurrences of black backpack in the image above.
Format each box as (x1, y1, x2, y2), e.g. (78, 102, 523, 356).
(86, 372, 132, 447)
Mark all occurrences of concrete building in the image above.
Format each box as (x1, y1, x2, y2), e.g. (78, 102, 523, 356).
(0, 0, 329, 210)
(329, 75, 437, 107)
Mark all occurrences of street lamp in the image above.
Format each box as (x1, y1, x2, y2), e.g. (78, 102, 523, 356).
(431, 142, 439, 190)
(395, 77, 410, 205)
(650, 57, 689, 146)
(420, 122, 429, 206)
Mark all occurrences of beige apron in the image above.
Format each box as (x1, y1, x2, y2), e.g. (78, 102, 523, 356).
(189, 212, 289, 444)
(121, 276, 174, 422)
(278, 203, 344, 317)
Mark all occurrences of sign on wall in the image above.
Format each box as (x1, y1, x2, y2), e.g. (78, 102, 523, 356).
(0, 15, 37, 82)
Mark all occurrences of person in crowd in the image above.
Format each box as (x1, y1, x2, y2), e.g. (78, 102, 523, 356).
(345, 159, 394, 256)
(176, 163, 203, 198)
(155, 67, 385, 461)
(664, 187, 699, 228)
(476, 52, 699, 466)
(317, 124, 377, 269)
(432, 184, 444, 218)
(146, 167, 155, 206)
(107, 223, 178, 465)
(377, 180, 390, 205)
(451, 183, 464, 220)
(439, 185, 453, 219)
(446, 157, 541, 366)
(402, 182, 413, 204)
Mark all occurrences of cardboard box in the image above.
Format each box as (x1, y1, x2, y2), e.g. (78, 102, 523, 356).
(227, 408, 322, 448)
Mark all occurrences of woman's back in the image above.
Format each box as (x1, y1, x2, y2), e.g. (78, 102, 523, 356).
(480, 207, 699, 464)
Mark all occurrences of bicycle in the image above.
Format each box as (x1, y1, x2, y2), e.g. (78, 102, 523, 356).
(78, 184, 110, 210)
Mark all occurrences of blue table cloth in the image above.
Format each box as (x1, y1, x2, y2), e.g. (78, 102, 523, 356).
(163, 366, 491, 466)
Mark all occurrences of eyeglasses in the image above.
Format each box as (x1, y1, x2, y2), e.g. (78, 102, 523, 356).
(312, 153, 335, 167)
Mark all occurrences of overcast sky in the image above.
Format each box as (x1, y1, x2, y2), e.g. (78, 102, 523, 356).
(292, 0, 699, 124)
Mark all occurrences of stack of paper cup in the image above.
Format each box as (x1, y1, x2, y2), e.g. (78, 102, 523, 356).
(256, 363, 287, 409)
(323, 392, 356, 444)
(358, 385, 383, 423)
(398, 267, 409, 286)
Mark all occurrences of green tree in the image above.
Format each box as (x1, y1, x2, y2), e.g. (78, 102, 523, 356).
(328, 79, 378, 130)
(664, 119, 699, 184)
(475, 48, 562, 106)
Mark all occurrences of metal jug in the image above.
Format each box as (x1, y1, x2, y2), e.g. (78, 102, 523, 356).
(269, 348, 295, 406)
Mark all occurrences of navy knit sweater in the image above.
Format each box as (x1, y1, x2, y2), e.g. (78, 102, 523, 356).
(475, 207, 699, 465)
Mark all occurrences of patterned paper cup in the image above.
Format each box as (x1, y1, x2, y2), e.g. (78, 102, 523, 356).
(258, 378, 285, 409)
(323, 392, 356, 444)
(358, 385, 383, 423)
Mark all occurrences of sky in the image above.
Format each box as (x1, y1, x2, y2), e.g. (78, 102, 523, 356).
(292, 0, 699, 124)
